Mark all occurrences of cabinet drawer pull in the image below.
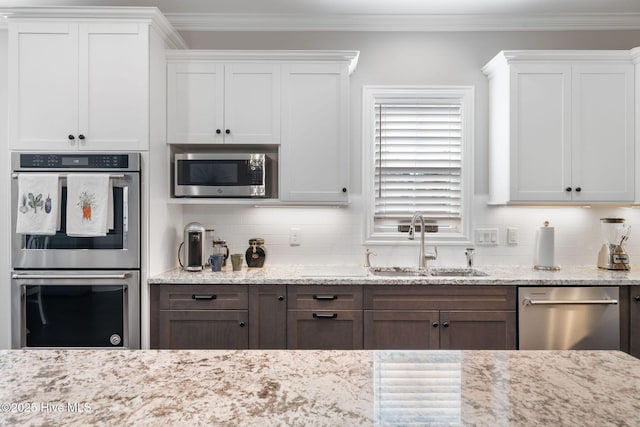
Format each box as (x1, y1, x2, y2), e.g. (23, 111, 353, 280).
(313, 313, 337, 319)
(313, 295, 337, 301)
(192, 295, 217, 300)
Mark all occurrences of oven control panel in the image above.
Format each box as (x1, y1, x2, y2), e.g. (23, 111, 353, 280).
(20, 154, 130, 169)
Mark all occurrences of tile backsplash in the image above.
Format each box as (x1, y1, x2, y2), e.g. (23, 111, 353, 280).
(182, 195, 640, 268)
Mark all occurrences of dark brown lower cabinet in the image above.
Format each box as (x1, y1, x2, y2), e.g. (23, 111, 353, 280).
(630, 286, 640, 358)
(157, 310, 248, 349)
(150, 284, 250, 349)
(439, 310, 516, 350)
(364, 310, 439, 349)
(363, 286, 517, 350)
(287, 310, 363, 349)
(249, 285, 287, 349)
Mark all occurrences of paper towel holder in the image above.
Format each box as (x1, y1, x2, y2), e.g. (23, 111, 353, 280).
(534, 220, 561, 271)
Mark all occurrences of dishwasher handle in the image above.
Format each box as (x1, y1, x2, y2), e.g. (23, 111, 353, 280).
(523, 298, 618, 306)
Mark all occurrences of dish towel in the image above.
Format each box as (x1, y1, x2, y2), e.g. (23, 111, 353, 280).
(66, 174, 111, 237)
(16, 173, 60, 235)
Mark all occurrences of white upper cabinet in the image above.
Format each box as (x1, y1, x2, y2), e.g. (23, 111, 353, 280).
(483, 51, 635, 204)
(9, 21, 150, 151)
(280, 62, 350, 203)
(166, 55, 280, 144)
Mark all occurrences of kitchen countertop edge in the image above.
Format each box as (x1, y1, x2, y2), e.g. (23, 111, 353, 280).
(147, 265, 640, 286)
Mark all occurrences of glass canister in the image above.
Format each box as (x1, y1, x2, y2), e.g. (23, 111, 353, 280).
(245, 238, 266, 268)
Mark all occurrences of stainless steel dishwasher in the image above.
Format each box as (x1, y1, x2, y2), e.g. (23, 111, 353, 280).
(518, 287, 620, 350)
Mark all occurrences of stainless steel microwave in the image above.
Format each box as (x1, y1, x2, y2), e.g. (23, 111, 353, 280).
(174, 153, 267, 197)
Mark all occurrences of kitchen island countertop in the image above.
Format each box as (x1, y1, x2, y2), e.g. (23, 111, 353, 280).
(148, 264, 640, 286)
(0, 349, 639, 426)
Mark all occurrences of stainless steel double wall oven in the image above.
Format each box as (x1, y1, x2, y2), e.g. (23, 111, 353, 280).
(11, 153, 141, 348)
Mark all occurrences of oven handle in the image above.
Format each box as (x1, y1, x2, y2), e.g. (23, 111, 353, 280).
(12, 173, 128, 180)
(12, 273, 130, 280)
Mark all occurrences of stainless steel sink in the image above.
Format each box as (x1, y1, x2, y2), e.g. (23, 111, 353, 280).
(369, 267, 488, 277)
(368, 267, 430, 277)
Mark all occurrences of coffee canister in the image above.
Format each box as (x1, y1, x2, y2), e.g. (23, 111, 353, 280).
(245, 238, 266, 268)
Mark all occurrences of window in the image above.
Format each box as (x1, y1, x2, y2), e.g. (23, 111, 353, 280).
(362, 86, 474, 244)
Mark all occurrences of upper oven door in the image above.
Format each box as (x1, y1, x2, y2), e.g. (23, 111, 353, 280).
(11, 173, 140, 269)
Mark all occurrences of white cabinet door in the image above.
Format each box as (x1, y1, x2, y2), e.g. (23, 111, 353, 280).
(571, 64, 634, 202)
(167, 62, 279, 145)
(510, 64, 572, 202)
(167, 62, 224, 144)
(9, 22, 79, 150)
(224, 63, 280, 144)
(79, 23, 149, 151)
(280, 63, 349, 203)
(9, 21, 150, 151)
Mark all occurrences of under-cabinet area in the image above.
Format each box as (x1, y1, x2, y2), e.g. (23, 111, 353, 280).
(150, 283, 517, 350)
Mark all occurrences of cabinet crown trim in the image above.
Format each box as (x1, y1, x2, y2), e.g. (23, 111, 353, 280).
(483, 49, 636, 76)
(165, 50, 360, 74)
(1, 6, 187, 48)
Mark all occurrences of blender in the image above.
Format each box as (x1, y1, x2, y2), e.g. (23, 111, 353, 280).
(597, 218, 631, 270)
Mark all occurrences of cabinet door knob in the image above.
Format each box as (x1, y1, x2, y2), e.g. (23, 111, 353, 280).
(342, 188, 347, 193)
(442, 322, 449, 328)
(78, 134, 85, 140)
(278, 296, 285, 301)
(575, 187, 582, 192)
(634, 295, 640, 302)
(432, 322, 439, 328)
(216, 129, 221, 134)
(239, 322, 246, 327)
(68, 134, 75, 140)
(565, 187, 572, 192)
(225, 129, 231, 134)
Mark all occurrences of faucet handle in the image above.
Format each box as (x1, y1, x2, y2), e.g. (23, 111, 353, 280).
(425, 246, 438, 261)
(364, 248, 377, 267)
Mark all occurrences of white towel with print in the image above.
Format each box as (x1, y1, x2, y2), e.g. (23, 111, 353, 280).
(16, 174, 60, 235)
(66, 174, 110, 237)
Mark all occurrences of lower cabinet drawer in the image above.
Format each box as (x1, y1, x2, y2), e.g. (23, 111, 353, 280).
(158, 285, 248, 310)
(287, 310, 363, 349)
(156, 310, 249, 349)
(287, 286, 363, 310)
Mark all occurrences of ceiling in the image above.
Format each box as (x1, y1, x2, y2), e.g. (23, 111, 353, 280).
(4, 0, 640, 31)
(4, 0, 640, 14)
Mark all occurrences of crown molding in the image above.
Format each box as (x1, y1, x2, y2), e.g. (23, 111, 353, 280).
(482, 49, 635, 77)
(166, 49, 360, 74)
(0, 7, 187, 47)
(164, 12, 640, 32)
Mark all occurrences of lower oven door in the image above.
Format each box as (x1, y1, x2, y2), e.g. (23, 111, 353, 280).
(11, 270, 140, 349)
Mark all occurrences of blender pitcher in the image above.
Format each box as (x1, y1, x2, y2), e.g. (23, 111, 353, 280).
(597, 218, 630, 270)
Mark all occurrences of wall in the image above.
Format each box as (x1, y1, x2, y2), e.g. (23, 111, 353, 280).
(0, 30, 8, 349)
(177, 30, 640, 268)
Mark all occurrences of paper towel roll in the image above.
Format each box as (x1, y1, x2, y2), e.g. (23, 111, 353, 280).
(535, 222, 558, 269)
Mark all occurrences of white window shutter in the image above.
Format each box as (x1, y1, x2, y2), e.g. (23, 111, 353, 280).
(374, 102, 462, 233)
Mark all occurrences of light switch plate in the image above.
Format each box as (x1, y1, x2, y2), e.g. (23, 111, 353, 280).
(507, 227, 518, 245)
(475, 228, 499, 246)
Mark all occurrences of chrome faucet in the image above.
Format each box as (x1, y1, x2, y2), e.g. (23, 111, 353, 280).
(408, 212, 437, 269)
(465, 248, 475, 268)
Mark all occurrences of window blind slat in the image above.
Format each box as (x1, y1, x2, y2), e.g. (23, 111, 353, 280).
(375, 100, 462, 231)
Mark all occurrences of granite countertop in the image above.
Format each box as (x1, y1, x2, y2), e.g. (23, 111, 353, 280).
(0, 349, 638, 426)
(148, 264, 640, 286)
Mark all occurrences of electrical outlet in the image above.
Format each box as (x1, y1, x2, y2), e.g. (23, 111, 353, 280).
(289, 228, 301, 246)
(475, 228, 499, 246)
(507, 227, 518, 245)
